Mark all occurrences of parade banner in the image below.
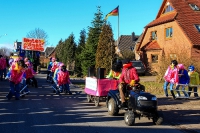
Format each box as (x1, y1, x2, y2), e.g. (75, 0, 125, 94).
(22, 38, 45, 51)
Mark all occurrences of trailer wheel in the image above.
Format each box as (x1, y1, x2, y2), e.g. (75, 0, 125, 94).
(108, 98, 119, 116)
(153, 111, 163, 125)
(124, 111, 135, 126)
(94, 97, 100, 107)
(87, 95, 92, 103)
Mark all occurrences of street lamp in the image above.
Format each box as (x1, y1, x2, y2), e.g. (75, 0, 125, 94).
(0, 34, 7, 38)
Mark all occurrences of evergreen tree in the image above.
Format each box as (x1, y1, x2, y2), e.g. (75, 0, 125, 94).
(63, 33, 77, 70)
(55, 39, 64, 62)
(95, 23, 116, 74)
(81, 6, 104, 76)
(74, 29, 86, 77)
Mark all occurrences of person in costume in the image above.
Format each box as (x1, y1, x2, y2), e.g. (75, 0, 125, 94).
(106, 62, 122, 79)
(50, 57, 59, 83)
(57, 65, 71, 94)
(175, 64, 190, 97)
(188, 65, 199, 97)
(46, 57, 53, 81)
(5, 59, 26, 100)
(118, 59, 140, 107)
(24, 62, 38, 88)
(163, 60, 179, 99)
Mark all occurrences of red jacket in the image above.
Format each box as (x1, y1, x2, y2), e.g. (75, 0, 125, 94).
(25, 67, 35, 79)
(119, 65, 140, 84)
(57, 71, 70, 85)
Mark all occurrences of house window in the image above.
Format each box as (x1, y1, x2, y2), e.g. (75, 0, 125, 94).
(151, 31, 157, 40)
(151, 54, 158, 63)
(189, 4, 200, 11)
(195, 24, 200, 32)
(170, 54, 177, 60)
(163, 3, 174, 14)
(165, 27, 173, 38)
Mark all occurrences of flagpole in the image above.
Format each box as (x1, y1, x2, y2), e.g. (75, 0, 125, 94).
(116, 5, 119, 57)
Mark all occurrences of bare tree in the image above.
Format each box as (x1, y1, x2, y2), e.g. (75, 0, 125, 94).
(26, 28, 49, 46)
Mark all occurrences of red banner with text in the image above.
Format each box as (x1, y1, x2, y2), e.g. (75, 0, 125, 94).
(22, 38, 45, 51)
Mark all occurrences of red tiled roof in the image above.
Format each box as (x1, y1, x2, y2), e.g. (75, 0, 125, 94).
(146, 0, 200, 46)
(141, 40, 161, 51)
(146, 12, 177, 28)
(169, 0, 200, 46)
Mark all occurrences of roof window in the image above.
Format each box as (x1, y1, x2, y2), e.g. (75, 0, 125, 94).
(195, 24, 200, 32)
(163, 2, 174, 14)
(189, 4, 200, 11)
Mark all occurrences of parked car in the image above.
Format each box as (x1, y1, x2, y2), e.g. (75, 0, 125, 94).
(131, 60, 146, 76)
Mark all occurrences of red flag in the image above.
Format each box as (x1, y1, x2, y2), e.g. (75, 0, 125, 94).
(105, 6, 119, 20)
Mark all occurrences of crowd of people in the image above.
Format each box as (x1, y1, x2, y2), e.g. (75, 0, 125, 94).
(47, 57, 72, 94)
(1, 54, 199, 101)
(0, 54, 72, 100)
(163, 60, 199, 99)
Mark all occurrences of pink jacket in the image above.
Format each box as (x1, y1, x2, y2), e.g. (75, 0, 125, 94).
(57, 71, 70, 85)
(164, 66, 179, 84)
(10, 69, 25, 84)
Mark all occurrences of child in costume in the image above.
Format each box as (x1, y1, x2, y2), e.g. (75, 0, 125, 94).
(163, 60, 179, 99)
(24, 62, 38, 88)
(175, 64, 190, 97)
(6, 59, 26, 100)
(50, 58, 59, 83)
(57, 65, 72, 94)
(188, 65, 199, 97)
(46, 57, 53, 81)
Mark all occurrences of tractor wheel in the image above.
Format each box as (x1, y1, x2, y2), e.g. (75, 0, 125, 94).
(108, 98, 119, 116)
(124, 111, 135, 126)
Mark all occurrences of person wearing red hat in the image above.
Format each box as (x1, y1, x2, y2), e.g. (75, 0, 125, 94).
(119, 59, 140, 107)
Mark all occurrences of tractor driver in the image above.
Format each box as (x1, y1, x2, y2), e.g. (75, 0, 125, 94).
(119, 59, 140, 108)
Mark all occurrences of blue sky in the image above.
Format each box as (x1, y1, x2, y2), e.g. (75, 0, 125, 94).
(0, 0, 163, 50)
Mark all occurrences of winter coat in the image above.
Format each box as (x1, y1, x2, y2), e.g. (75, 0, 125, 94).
(9, 64, 25, 84)
(24, 67, 35, 79)
(164, 66, 179, 84)
(57, 71, 70, 85)
(119, 65, 140, 84)
(178, 69, 190, 84)
(188, 71, 199, 85)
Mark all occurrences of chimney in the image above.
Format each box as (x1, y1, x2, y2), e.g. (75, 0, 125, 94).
(132, 32, 135, 42)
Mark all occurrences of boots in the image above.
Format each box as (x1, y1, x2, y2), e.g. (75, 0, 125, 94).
(6, 92, 12, 100)
(171, 90, 176, 99)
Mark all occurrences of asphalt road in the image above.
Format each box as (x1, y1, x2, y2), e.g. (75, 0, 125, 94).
(0, 74, 188, 133)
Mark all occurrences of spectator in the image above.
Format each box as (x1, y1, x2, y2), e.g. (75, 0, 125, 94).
(188, 65, 199, 97)
(175, 64, 190, 97)
(163, 60, 179, 99)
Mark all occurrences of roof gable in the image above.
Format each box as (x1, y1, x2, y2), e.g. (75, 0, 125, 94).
(141, 41, 161, 51)
(44, 47, 55, 57)
(139, 0, 200, 51)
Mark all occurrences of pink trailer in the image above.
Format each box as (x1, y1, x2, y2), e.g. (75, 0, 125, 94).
(84, 77, 118, 106)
